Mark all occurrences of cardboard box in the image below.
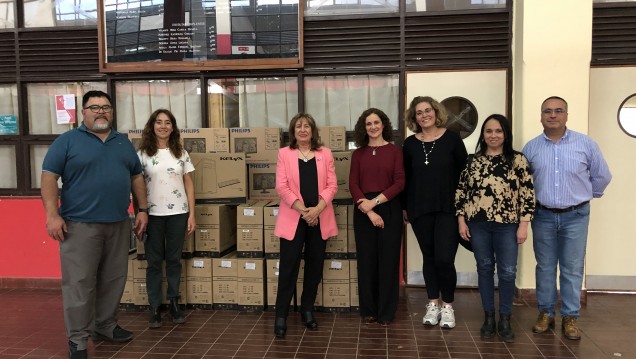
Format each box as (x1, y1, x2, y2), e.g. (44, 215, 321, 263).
(132, 259, 149, 306)
(264, 202, 280, 258)
(194, 204, 237, 257)
(326, 205, 348, 258)
(186, 257, 213, 306)
(229, 127, 282, 164)
(236, 200, 269, 258)
(332, 151, 352, 200)
(266, 258, 280, 309)
(121, 280, 134, 305)
(349, 259, 359, 310)
(128, 128, 229, 153)
(318, 126, 346, 151)
(212, 252, 238, 309)
(181, 128, 230, 153)
(190, 152, 247, 203)
(322, 259, 350, 310)
(248, 163, 278, 200)
(238, 258, 265, 310)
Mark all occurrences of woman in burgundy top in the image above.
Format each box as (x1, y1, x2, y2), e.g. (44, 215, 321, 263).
(349, 108, 405, 326)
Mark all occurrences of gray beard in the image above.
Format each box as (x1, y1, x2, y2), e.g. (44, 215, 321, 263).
(91, 122, 110, 131)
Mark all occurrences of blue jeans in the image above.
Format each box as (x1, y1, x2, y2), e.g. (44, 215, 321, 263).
(468, 221, 519, 315)
(532, 203, 590, 318)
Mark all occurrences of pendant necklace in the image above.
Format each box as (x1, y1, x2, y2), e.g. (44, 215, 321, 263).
(422, 140, 435, 165)
(300, 149, 311, 162)
(370, 146, 378, 155)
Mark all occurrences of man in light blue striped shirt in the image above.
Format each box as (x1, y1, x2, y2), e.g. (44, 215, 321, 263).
(522, 96, 612, 341)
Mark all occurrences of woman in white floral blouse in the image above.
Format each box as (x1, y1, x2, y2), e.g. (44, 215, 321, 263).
(137, 109, 195, 328)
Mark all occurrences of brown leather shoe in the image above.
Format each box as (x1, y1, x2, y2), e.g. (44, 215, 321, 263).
(532, 311, 555, 333)
(562, 316, 581, 340)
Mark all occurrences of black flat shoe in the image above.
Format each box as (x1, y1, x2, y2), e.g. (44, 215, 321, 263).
(274, 317, 287, 338)
(301, 311, 318, 330)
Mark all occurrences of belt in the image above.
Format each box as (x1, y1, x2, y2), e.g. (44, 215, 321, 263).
(536, 201, 589, 213)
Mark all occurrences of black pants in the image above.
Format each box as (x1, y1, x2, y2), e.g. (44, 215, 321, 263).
(275, 218, 326, 318)
(411, 212, 459, 303)
(354, 195, 403, 322)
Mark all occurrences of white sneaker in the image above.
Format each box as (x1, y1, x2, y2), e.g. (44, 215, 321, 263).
(422, 302, 441, 326)
(440, 304, 456, 329)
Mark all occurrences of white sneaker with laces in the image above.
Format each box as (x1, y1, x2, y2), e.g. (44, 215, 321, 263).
(440, 304, 456, 329)
(422, 302, 441, 326)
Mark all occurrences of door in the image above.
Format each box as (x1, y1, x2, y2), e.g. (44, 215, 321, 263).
(404, 69, 508, 286)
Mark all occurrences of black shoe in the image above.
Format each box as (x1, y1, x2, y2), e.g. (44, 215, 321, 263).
(68, 340, 87, 359)
(149, 307, 162, 328)
(480, 311, 496, 339)
(94, 324, 133, 342)
(498, 314, 515, 343)
(301, 311, 318, 330)
(274, 317, 287, 338)
(170, 298, 186, 324)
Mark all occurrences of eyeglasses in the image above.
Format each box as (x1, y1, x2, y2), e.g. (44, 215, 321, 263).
(416, 108, 434, 116)
(84, 105, 113, 113)
(542, 108, 566, 115)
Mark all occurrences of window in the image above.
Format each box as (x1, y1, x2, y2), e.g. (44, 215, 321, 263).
(0, 145, 17, 188)
(208, 77, 298, 128)
(305, 0, 399, 16)
(115, 79, 202, 132)
(304, 74, 399, 130)
(24, 0, 98, 28)
(27, 82, 107, 135)
(0, 0, 15, 28)
(405, 0, 506, 12)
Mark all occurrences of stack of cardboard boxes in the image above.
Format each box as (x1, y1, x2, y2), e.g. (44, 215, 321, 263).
(124, 126, 362, 313)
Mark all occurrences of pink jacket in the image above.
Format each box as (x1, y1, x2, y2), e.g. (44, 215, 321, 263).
(274, 146, 338, 240)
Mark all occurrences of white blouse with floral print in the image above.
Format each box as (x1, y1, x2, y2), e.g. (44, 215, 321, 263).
(138, 148, 195, 216)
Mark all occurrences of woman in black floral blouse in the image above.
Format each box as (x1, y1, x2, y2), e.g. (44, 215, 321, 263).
(455, 114, 535, 343)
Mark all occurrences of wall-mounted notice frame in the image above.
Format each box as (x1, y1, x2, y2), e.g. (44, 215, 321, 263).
(98, 0, 303, 73)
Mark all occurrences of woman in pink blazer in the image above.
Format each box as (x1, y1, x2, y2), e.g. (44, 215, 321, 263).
(273, 113, 338, 338)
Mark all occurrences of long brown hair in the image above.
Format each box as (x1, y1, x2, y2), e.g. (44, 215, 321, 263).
(138, 109, 183, 158)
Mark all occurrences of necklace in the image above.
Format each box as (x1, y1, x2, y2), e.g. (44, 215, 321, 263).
(299, 149, 312, 162)
(370, 146, 379, 156)
(422, 140, 435, 165)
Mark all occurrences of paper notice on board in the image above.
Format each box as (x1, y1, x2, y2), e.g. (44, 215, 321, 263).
(55, 94, 76, 124)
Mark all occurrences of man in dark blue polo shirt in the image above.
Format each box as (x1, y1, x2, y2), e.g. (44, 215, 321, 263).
(41, 90, 149, 358)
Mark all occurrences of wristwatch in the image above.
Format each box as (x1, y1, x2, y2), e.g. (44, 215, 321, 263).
(375, 198, 381, 205)
(138, 208, 149, 213)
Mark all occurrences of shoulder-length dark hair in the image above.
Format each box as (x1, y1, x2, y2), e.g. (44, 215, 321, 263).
(353, 108, 394, 148)
(288, 113, 322, 150)
(475, 114, 517, 163)
(138, 109, 183, 158)
(404, 96, 448, 133)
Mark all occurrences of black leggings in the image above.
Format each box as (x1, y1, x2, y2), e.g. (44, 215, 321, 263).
(411, 212, 459, 303)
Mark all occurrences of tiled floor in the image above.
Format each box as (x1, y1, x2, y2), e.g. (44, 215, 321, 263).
(0, 287, 633, 358)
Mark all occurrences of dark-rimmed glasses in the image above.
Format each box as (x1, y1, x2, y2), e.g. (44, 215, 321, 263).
(84, 105, 113, 113)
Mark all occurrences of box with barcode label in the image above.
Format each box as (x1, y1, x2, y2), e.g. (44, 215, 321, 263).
(237, 200, 269, 257)
(322, 259, 350, 311)
(238, 258, 265, 310)
(186, 257, 213, 306)
(212, 252, 238, 309)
